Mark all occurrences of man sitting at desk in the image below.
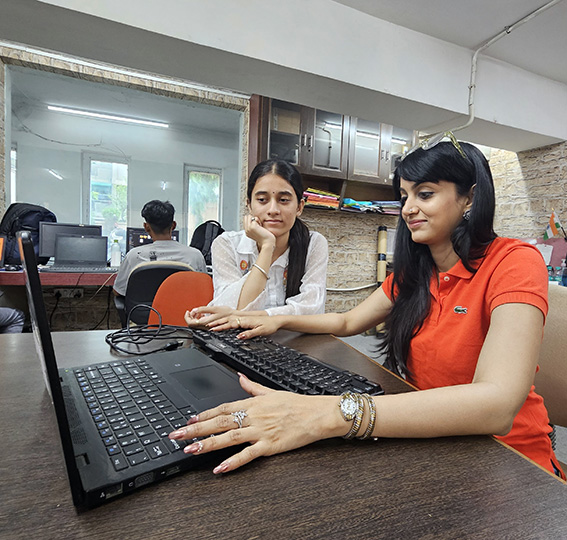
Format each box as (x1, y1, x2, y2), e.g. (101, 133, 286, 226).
(113, 200, 206, 296)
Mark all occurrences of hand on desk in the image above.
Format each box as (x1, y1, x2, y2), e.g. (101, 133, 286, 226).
(168, 373, 344, 474)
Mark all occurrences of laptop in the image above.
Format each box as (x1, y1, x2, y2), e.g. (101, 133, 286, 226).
(18, 231, 249, 509)
(43, 234, 115, 272)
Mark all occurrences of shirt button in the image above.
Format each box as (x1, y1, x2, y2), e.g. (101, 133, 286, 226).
(443, 276, 450, 282)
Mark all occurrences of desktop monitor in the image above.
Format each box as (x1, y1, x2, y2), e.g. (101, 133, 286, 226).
(39, 222, 102, 260)
(126, 227, 180, 253)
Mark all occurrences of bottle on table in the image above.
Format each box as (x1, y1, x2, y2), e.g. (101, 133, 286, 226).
(110, 239, 122, 267)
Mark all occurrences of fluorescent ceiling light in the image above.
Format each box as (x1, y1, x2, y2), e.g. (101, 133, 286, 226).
(47, 105, 169, 128)
(392, 137, 410, 144)
(47, 169, 63, 180)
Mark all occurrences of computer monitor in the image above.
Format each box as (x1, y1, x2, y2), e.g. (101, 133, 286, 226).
(39, 222, 102, 260)
(126, 227, 180, 253)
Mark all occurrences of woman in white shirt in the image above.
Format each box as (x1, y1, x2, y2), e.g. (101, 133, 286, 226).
(186, 159, 328, 322)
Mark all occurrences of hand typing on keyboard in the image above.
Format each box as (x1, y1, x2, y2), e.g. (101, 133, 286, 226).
(169, 372, 354, 474)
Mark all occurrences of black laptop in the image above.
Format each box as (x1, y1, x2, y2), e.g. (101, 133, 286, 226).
(42, 234, 115, 272)
(18, 231, 248, 509)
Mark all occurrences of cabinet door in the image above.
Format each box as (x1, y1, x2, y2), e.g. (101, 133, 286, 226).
(302, 108, 349, 179)
(268, 100, 302, 166)
(348, 117, 391, 184)
(388, 127, 416, 181)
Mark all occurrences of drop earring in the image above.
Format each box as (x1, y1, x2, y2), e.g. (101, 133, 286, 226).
(463, 209, 471, 221)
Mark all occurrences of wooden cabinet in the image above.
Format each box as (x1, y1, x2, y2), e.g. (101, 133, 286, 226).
(268, 100, 349, 179)
(250, 96, 416, 208)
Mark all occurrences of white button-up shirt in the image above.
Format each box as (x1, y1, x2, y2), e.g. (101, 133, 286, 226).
(209, 230, 328, 315)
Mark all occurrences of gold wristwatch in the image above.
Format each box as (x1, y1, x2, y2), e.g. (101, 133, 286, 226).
(339, 391, 363, 439)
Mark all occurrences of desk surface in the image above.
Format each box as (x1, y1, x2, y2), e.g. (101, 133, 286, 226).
(0, 270, 117, 287)
(1, 330, 565, 539)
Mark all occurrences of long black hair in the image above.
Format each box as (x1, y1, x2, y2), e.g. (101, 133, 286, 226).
(379, 141, 497, 377)
(247, 159, 310, 299)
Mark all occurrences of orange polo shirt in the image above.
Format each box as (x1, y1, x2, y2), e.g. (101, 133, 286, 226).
(383, 237, 565, 478)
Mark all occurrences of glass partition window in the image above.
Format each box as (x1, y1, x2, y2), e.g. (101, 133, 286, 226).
(186, 168, 221, 239)
(7, 65, 243, 238)
(88, 159, 128, 252)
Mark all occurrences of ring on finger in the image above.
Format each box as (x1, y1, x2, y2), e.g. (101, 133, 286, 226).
(251, 216, 256, 222)
(231, 410, 247, 429)
(236, 317, 241, 327)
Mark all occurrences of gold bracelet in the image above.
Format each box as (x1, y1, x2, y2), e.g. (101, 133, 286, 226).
(252, 263, 270, 280)
(358, 393, 377, 440)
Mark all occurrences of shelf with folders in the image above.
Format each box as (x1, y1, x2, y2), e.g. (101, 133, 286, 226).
(303, 187, 341, 210)
(341, 198, 401, 215)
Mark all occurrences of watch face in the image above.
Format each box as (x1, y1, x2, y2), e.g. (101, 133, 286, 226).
(340, 394, 358, 419)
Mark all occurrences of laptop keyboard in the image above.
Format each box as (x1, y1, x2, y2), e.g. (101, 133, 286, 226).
(74, 358, 195, 472)
(192, 329, 384, 396)
(42, 266, 118, 273)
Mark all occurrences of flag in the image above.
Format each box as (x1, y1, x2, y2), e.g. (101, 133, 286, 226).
(543, 210, 562, 240)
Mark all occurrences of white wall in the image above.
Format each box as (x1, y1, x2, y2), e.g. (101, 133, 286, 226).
(15, 0, 565, 150)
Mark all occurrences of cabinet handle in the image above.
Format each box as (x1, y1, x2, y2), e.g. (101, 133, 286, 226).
(385, 151, 390, 162)
(381, 150, 385, 160)
(301, 134, 307, 147)
(307, 135, 313, 149)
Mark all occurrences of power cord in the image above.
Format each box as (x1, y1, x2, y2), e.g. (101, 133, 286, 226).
(105, 305, 193, 355)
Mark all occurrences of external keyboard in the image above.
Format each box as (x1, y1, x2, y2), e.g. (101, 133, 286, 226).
(192, 329, 384, 396)
(75, 358, 195, 472)
(42, 265, 119, 273)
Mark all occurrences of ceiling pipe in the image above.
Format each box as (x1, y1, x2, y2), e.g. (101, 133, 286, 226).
(422, 0, 565, 137)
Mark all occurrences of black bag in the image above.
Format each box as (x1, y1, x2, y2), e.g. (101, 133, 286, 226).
(0, 203, 57, 265)
(190, 220, 224, 266)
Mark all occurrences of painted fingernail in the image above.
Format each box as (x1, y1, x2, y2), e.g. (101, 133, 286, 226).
(186, 415, 199, 425)
(213, 461, 230, 474)
(184, 441, 204, 454)
(169, 430, 185, 439)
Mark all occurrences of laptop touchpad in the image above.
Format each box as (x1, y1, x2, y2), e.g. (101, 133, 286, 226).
(173, 366, 237, 400)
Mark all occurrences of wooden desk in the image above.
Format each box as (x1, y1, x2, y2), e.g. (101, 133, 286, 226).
(0, 270, 117, 287)
(0, 331, 565, 539)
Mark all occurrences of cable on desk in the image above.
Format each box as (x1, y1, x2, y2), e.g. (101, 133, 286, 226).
(105, 305, 193, 355)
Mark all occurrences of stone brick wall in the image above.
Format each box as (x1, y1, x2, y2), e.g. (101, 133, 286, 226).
(301, 208, 398, 313)
(491, 142, 567, 238)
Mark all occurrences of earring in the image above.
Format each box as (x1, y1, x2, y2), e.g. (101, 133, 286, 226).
(463, 210, 471, 221)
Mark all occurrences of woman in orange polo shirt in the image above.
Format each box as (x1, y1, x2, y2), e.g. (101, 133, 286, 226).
(172, 136, 565, 480)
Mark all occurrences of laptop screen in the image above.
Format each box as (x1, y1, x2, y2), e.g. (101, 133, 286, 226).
(39, 222, 102, 259)
(55, 235, 108, 266)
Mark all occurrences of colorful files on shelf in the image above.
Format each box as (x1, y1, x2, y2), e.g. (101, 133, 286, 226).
(341, 198, 401, 215)
(303, 188, 340, 209)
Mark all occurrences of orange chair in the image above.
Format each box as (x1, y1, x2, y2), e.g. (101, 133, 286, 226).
(148, 271, 214, 326)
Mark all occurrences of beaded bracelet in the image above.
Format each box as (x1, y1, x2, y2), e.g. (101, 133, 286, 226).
(252, 263, 270, 280)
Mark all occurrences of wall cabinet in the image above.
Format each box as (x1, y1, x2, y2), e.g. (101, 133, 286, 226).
(250, 96, 416, 208)
(268, 100, 349, 179)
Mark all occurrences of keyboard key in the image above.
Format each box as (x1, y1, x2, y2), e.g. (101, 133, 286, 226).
(147, 442, 169, 459)
(127, 452, 150, 466)
(111, 455, 129, 471)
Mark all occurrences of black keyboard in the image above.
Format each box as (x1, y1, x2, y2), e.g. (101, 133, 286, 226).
(42, 265, 119, 273)
(192, 329, 384, 396)
(74, 358, 195, 471)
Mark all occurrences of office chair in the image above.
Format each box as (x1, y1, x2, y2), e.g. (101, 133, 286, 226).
(534, 284, 567, 470)
(114, 261, 194, 327)
(148, 270, 214, 327)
